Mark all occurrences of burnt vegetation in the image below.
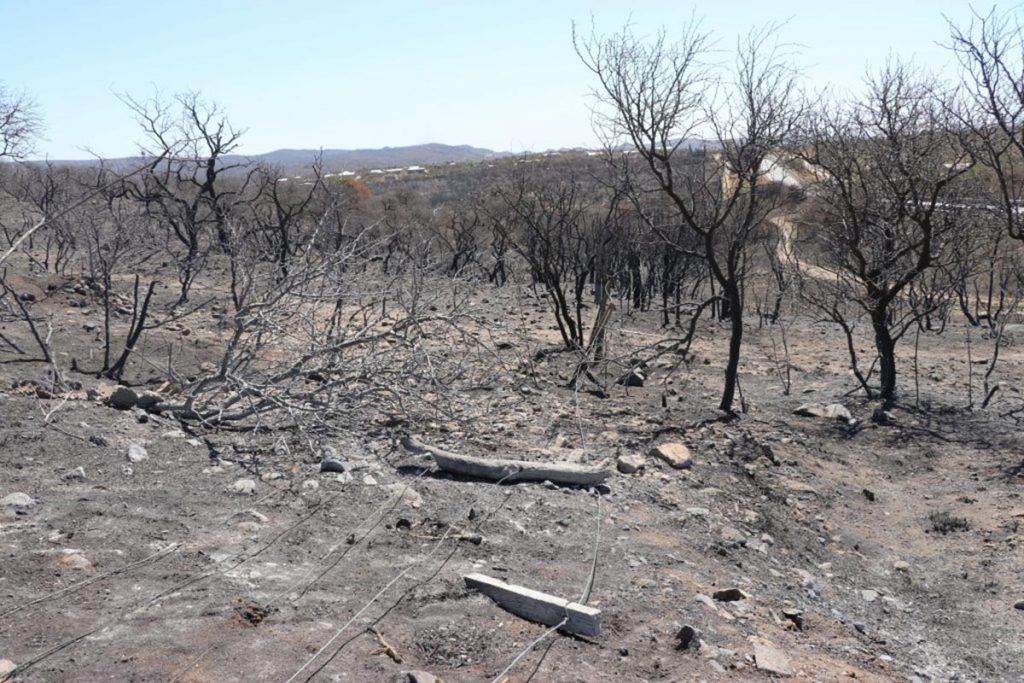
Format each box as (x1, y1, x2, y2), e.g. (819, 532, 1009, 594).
(1, 9, 1024, 682)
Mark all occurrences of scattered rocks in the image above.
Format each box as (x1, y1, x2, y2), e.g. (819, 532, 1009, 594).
(231, 478, 257, 495)
(1, 492, 36, 508)
(793, 402, 854, 424)
(712, 587, 748, 602)
(616, 453, 645, 474)
(126, 443, 148, 463)
(648, 442, 693, 469)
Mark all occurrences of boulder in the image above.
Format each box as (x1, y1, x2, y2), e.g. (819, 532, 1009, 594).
(648, 443, 693, 469)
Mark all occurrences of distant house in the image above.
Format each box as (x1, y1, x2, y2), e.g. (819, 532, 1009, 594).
(385, 168, 403, 173)
(340, 170, 356, 177)
(407, 165, 427, 173)
(369, 169, 384, 174)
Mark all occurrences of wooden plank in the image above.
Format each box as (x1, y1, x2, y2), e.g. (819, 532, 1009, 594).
(463, 573, 601, 637)
(401, 435, 611, 486)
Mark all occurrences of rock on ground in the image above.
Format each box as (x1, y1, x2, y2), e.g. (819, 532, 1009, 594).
(648, 442, 693, 469)
(1, 492, 36, 508)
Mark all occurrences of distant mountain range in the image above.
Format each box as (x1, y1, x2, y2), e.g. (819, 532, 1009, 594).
(39, 143, 507, 174)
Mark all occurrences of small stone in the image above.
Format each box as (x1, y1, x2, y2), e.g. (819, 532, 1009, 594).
(675, 624, 699, 650)
(617, 368, 645, 387)
(237, 521, 262, 535)
(134, 390, 163, 411)
(0, 659, 16, 676)
(336, 472, 354, 484)
(861, 589, 879, 602)
(1, 492, 35, 508)
(362, 474, 378, 486)
(894, 560, 910, 572)
(107, 386, 138, 410)
(302, 479, 320, 492)
(88, 434, 109, 447)
(1013, 600, 1024, 611)
(63, 466, 87, 481)
(794, 402, 854, 424)
(56, 551, 94, 571)
(712, 587, 748, 602)
(648, 443, 693, 469)
(781, 608, 804, 630)
(616, 454, 644, 474)
(403, 671, 442, 683)
(320, 458, 349, 473)
(127, 443, 148, 463)
(382, 484, 423, 509)
(231, 478, 257, 495)
(751, 640, 793, 677)
(719, 526, 747, 546)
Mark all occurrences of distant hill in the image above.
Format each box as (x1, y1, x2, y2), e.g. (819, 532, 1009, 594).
(37, 143, 507, 175)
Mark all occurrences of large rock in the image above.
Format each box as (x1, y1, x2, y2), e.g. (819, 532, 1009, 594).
(648, 443, 693, 469)
(793, 402, 854, 423)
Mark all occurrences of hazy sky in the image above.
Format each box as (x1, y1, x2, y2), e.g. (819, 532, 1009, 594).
(2, 0, 1016, 159)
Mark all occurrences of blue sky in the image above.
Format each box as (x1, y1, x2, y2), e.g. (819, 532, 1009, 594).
(1, 0, 1015, 158)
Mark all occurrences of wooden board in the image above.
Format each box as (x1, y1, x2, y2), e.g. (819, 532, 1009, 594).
(401, 435, 611, 486)
(463, 572, 601, 637)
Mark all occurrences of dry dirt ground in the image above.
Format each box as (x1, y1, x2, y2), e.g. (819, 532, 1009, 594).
(1, 274, 1023, 682)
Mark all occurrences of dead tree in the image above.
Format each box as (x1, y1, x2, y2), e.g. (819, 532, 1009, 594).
(798, 61, 974, 408)
(576, 23, 801, 413)
(0, 84, 41, 161)
(122, 91, 254, 304)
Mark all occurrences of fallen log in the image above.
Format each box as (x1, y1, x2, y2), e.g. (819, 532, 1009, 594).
(464, 572, 601, 637)
(400, 435, 610, 486)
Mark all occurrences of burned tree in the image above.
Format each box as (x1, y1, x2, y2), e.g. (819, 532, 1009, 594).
(576, 23, 801, 413)
(798, 62, 974, 408)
